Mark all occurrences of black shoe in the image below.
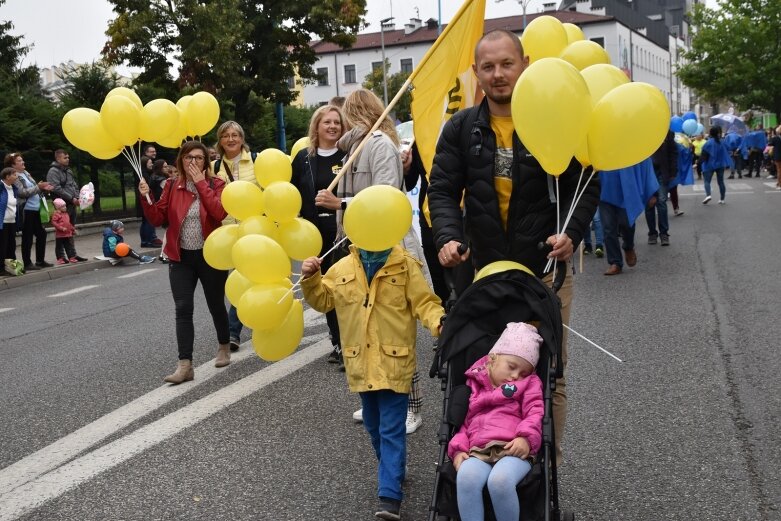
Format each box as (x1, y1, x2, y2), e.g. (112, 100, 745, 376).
(24, 263, 40, 271)
(375, 497, 401, 520)
(35, 260, 54, 268)
(74, 256, 88, 262)
(583, 244, 593, 255)
(727, 175, 734, 179)
(140, 242, 154, 247)
(229, 338, 240, 352)
(648, 234, 658, 245)
(660, 234, 670, 246)
(327, 345, 341, 364)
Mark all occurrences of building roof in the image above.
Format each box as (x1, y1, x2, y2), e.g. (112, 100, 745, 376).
(312, 10, 616, 54)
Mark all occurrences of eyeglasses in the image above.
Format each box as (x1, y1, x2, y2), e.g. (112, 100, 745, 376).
(220, 133, 242, 140)
(184, 155, 206, 162)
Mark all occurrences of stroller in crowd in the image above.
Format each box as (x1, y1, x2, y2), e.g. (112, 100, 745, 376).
(428, 266, 574, 521)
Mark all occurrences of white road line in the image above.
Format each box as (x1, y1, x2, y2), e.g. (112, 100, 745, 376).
(117, 269, 157, 279)
(48, 285, 100, 298)
(0, 338, 333, 521)
(0, 325, 327, 499)
(0, 308, 13, 313)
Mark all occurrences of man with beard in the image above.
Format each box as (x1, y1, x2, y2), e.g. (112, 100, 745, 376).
(427, 29, 600, 466)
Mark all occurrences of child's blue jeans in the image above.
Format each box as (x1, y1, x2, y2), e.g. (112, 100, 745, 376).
(360, 390, 408, 501)
(456, 456, 532, 521)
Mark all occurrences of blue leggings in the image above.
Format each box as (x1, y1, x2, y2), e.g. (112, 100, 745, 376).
(457, 456, 532, 521)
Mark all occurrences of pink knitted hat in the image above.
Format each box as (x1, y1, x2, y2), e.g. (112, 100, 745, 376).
(489, 322, 542, 368)
(53, 198, 66, 209)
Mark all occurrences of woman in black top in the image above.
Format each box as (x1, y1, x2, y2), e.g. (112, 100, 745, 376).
(291, 104, 346, 366)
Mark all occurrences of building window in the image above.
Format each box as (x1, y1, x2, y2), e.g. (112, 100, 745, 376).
(590, 37, 605, 48)
(317, 67, 328, 86)
(344, 64, 356, 84)
(400, 58, 413, 74)
(372, 61, 384, 73)
(286, 76, 295, 89)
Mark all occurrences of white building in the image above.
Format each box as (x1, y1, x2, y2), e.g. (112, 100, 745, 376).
(39, 61, 135, 101)
(304, 8, 692, 113)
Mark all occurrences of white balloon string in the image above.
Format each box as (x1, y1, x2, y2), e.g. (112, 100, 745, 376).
(564, 324, 623, 362)
(277, 276, 302, 304)
(545, 168, 597, 274)
(552, 177, 560, 283)
(319, 236, 349, 261)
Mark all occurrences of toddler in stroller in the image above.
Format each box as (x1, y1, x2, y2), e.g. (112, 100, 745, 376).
(449, 322, 544, 521)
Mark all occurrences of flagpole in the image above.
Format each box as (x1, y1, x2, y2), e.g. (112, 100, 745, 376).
(327, 0, 482, 192)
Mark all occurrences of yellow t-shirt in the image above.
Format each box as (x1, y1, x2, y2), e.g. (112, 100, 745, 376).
(692, 138, 706, 156)
(491, 115, 514, 230)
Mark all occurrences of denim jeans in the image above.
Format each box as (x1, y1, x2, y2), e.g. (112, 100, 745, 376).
(139, 216, 157, 244)
(583, 207, 604, 248)
(703, 168, 726, 200)
(169, 249, 229, 360)
(645, 174, 669, 236)
(456, 456, 533, 521)
(599, 201, 635, 268)
(360, 390, 408, 501)
(228, 304, 243, 341)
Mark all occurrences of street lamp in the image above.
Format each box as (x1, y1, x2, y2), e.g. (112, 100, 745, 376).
(380, 16, 394, 106)
(495, 0, 533, 30)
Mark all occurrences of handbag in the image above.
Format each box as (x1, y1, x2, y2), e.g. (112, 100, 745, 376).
(39, 197, 51, 223)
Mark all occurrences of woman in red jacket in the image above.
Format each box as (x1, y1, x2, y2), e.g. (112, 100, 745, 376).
(139, 141, 231, 384)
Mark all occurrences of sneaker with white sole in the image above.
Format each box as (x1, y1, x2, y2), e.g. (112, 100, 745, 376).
(405, 411, 422, 434)
(702, 195, 712, 204)
(718, 199, 726, 205)
(352, 408, 363, 422)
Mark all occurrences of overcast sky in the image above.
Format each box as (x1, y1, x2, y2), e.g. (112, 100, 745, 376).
(1, 0, 716, 74)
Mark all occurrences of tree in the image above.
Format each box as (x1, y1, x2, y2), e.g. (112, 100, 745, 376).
(678, 0, 781, 120)
(103, 0, 366, 141)
(362, 60, 412, 122)
(57, 62, 122, 112)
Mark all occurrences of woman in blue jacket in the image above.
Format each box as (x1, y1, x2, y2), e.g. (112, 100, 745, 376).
(701, 126, 733, 205)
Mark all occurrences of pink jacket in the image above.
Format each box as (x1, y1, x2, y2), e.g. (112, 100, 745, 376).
(447, 355, 544, 460)
(51, 211, 75, 238)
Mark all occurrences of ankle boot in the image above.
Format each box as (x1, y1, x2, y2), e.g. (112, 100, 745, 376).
(215, 343, 231, 368)
(164, 359, 194, 384)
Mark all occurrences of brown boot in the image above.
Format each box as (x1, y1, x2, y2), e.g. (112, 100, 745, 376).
(215, 343, 231, 368)
(163, 359, 194, 384)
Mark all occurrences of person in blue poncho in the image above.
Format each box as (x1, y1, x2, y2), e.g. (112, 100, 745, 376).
(700, 126, 733, 204)
(724, 131, 743, 179)
(742, 126, 767, 178)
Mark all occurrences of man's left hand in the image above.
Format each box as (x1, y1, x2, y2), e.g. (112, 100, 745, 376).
(546, 233, 573, 261)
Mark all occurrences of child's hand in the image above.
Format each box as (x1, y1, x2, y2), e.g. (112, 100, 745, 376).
(301, 256, 322, 278)
(503, 437, 530, 459)
(453, 452, 469, 472)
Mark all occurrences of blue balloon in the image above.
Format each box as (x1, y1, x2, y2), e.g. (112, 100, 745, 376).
(682, 119, 698, 136)
(696, 123, 704, 135)
(670, 116, 683, 133)
(682, 111, 697, 121)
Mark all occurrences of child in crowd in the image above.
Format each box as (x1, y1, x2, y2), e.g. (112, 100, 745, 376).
(449, 322, 544, 521)
(301, 244, 444, 521)
(51, 198, 86, 264)
(102, 220, 155, 265)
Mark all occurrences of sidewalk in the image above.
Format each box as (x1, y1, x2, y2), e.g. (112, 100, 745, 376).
(1, 218, 162, 292)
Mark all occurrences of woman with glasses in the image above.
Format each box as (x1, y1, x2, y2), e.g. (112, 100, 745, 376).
(139, 141, 231, 384)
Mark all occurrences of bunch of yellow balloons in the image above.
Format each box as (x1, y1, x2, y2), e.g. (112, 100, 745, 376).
(202, 149, 323, 361)
(514, 15, 670, 175)
(61, 87, 221, 160)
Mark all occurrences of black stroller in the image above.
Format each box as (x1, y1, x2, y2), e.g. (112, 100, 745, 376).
(428, 267, 573, 521)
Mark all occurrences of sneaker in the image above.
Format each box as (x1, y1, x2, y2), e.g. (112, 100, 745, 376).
(583, 244, 593, 255)
(352, 408, 363, 422)
(375, 497, 401, 521)
(140, 242, 154, 248)
(660, 234, 670, 246)
(74, 256, 88, 262)
(702, 195, 712, 204)
(327, 345, 341, 364)
(35, 260, 54, 268)
(56, 258, 68, 265)
(138, 255, 155, 264)
(406, 411, 423, 434)
(594, 245, 604, 258)
(674, 208, 685, 216)
(68, 257, 79, 263)
(24, 264, 40, 271)
(229, 338, 240, 352)
(718, 200, 725, 205)
(151, 238, 164, 246)
(648, 234, 658, 245)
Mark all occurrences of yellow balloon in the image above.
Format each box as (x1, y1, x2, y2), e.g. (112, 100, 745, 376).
(175, 97, 192, 138)
(157, 131, 183, 149)
(255, 148, 293, 187)
(106, 87, 143, 111)
(187, 91, 220, 137)
(475, 261, 535, 281)
(263, 181, 301, 223)
(203, 223, 240, 270)
(100, 94, 141, 146)
(510, 58, 591, 176)
(221, 180, 264, 221)
(277, 218, 323, 261)
(62, 108, 122, 153)
(238, 215, 279, 240)
(225, 269, 254, 306)
(588, 82, 671, 172)
(232, 234, 291, 284)
(562, 23, 585, 44)
(237, 283, 294, 331)
(87, 146, 123, 160)
(580, 64, 630, 105)
(559, 40, 610, 71)
(520, 15, 568, 63)
(252, 299, 304, 362)
(139, 99, 179, 142)
(574, 138, 590, 168)
(343, 185, 412, 251)
(289, 137, 310, 160)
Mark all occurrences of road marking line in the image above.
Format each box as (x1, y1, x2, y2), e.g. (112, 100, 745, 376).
(0, 319, 326, 499)
(0, 338, 333, 521)
(117, 269, 157, 279)
(0, 308, 13, 313)
(48, 285, 100, 298)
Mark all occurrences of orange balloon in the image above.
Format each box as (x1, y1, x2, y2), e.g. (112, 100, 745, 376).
(115, 243, 130, 257)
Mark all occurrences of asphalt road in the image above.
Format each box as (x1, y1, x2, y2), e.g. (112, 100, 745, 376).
(1, 177, 779, 521)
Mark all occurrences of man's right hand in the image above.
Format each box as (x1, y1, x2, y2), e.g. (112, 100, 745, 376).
(438, 240, 469, 267)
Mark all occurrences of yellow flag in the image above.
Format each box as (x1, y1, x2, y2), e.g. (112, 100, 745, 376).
(409, 0, 486, 224)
